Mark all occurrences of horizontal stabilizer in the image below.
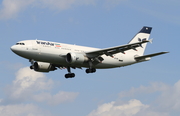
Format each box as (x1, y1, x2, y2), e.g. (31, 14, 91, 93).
(135, 52, 169, 61)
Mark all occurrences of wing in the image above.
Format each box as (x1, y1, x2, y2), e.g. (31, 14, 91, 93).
(85, 40, 151, 58)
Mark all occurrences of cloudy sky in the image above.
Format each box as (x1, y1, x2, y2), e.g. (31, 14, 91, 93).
(0, 0, 179, 116)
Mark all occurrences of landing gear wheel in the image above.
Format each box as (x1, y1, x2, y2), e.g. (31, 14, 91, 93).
(86, 68, 96, 74)
(86, 69, 90, 73)
(92, 68, 96, 73)
(65, 67, 75, 79)
(65, 73, 75, 79)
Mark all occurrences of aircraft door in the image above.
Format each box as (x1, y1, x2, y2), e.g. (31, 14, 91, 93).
(32, 41, 40, 58)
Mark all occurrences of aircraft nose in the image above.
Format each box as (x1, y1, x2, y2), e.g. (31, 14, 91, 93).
(11, 45, 15, 51)
(10, 45, 19, 53)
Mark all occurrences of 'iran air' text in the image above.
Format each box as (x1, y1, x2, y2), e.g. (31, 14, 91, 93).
(36, 41, 54, 46)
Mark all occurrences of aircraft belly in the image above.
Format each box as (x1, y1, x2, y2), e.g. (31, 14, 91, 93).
(34, 53, 65, 63)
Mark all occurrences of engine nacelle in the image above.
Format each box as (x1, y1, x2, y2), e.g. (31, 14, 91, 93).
(66, 53, 88, 64)
(33, 62, 57, 72)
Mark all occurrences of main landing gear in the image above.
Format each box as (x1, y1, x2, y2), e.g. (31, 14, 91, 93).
(65, 60, 96, 78)
(86, 60, 96, 74)
(86, 68, 96, 73)
(64, 67, 96, 78)
(65, 73, 75, 78)
(65, 67, 75, 79)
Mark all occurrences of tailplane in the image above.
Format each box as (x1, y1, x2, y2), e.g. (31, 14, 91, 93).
(134, 51, 169, 62)
(128, 26, 152, 56)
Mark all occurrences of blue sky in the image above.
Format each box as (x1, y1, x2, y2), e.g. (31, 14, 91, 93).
(0, 0, 179, 116)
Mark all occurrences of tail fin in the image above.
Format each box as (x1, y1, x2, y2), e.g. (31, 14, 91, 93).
(128, 26, 152, 56)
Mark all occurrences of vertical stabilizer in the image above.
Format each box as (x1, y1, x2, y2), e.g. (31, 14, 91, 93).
(128, 26, 152, 56)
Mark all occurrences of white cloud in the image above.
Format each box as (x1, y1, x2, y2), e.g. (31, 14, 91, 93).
(0, 104, 51, 116)
(4, 67, 53, 102)
(119, 80, 180, 111)
(14, 67, 53, 91)
(88, 80, 180, 116)
(88, 99, 149, 116)
(33, 91, 79, 105)
(156, 80, 180, 110)
(0, 0, 35, 19)
(87, 98, 170, 116)
(0, 0, 179, 25)
(2, 67, 78, 106)
(0, 0, 96, 19)
(119, 82, 169, 98)
(0, 66, 79, 115)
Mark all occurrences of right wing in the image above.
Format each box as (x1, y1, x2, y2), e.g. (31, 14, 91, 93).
(86, 40, 151, 58)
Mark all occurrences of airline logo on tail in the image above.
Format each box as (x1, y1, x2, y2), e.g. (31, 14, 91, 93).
(138, 38, 147, 42)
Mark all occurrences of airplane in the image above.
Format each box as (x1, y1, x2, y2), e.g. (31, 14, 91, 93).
(11, 26, 168, 78)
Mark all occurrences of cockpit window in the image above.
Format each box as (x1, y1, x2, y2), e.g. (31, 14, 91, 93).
(16, 43, 25, 45)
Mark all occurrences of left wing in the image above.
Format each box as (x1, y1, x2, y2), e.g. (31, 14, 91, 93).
(86, 40, 151, 58)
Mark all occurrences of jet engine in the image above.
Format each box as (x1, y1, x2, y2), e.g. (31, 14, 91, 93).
(33, 62, 57, 72)
(66, 53, 88, 64)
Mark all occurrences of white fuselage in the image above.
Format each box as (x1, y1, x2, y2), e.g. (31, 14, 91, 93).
(11, 40, 137, 69)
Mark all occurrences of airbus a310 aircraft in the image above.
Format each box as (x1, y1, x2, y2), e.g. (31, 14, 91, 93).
(11, 26, 168, 78)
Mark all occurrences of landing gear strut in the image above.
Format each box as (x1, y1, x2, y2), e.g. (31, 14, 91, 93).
(86, 60, 96, 74)
(29, 59, 34, 70)
(65, 67, 75, 79)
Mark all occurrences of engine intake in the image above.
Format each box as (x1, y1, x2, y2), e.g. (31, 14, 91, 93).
(66, 53, 88, 64)
(33, 62, 57, 72)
